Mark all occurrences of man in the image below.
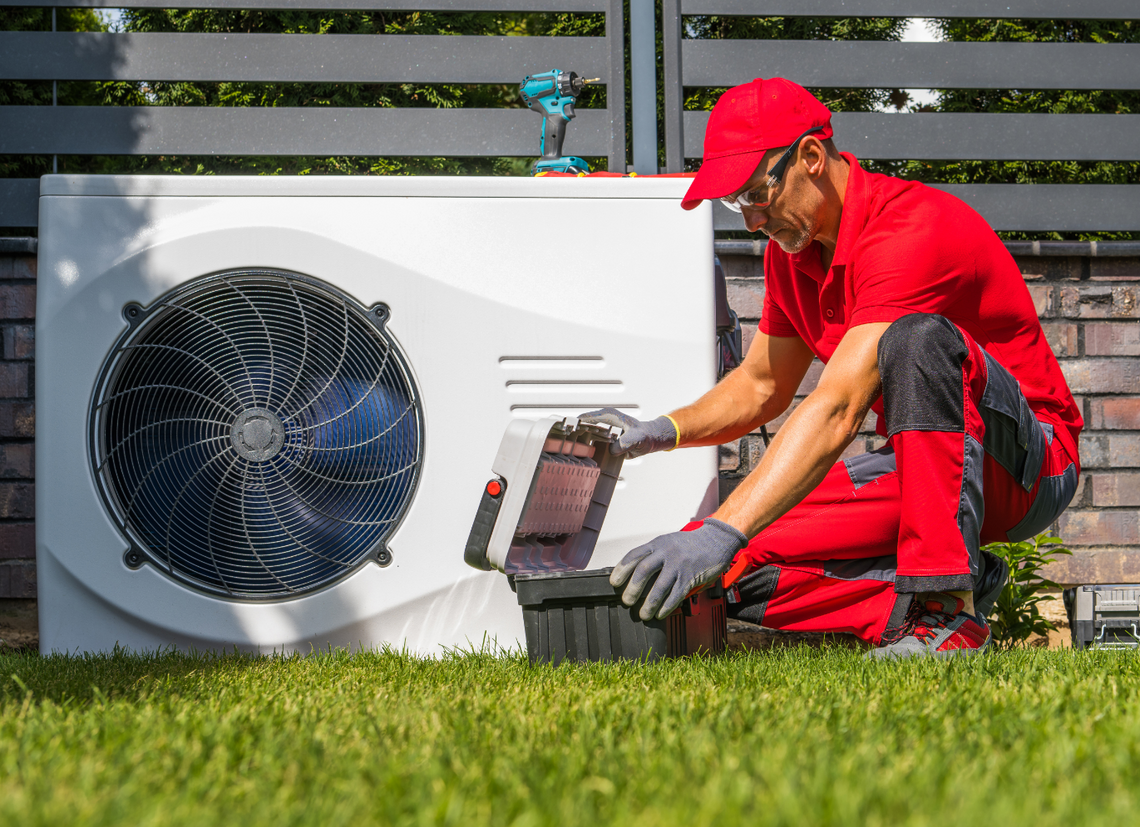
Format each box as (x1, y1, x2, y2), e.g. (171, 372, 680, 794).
(583, 77, 1081, 658)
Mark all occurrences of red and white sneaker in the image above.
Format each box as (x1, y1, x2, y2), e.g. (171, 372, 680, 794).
(870, 593, 991, 660)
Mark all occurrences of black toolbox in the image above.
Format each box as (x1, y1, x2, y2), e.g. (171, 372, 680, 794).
(464, 416, 727, 665)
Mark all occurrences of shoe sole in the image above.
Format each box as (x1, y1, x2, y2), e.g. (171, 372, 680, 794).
(867, 637, 990, 660)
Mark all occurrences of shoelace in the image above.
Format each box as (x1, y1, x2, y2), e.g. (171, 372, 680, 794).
(879, 598, 959, 646)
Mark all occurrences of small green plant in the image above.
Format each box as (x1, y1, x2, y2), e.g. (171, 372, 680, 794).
(983, 531, 1072, 648)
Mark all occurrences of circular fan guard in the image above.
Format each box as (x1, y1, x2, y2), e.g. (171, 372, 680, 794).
(90, 270, 423, 599)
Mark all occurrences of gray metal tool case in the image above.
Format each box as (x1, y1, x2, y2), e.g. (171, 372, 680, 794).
(1066, 585, 1140, 649)
(464, 416, 726, 665)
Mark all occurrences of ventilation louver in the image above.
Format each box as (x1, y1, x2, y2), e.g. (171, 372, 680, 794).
(90, 269, 423, 599)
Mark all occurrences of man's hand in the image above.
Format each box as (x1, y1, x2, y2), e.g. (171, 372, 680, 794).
(578, 408, 678, 458)
(609, 519, 748, 620)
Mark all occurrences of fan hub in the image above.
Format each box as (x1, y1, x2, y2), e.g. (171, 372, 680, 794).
(230, 408, 285, 462)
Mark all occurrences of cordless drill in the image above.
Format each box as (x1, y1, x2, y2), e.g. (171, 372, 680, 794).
(518, 70, 599, 175)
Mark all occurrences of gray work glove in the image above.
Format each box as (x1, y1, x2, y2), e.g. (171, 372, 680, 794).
(610, 519, 748, 620)
(578, 408, 678, 458)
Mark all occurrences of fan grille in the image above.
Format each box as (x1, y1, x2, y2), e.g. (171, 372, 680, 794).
(90, 270, 423, 599)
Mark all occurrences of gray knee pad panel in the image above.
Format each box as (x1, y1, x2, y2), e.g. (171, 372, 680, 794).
(878, 313, 969, 437)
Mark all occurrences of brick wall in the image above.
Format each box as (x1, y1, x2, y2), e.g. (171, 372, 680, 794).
(0, 250, 35, 600)
(719, 250, 1140, 585)
(0, 246, 1136, 603)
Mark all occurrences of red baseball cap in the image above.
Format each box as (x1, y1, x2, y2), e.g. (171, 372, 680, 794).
(681, 78, 833, 210)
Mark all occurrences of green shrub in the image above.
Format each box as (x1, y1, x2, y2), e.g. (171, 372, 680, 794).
(983, 531, 1072, 648)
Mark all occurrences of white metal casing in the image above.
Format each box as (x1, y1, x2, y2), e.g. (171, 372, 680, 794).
(35, 174, 718, 656)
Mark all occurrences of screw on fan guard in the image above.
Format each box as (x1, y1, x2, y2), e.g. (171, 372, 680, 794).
(376, 548, 393, 567)
(122, 303, 144, 325)
(518, 70, 599, 175)
(370, 304, 391, 328)
(124, 549, 144, 569)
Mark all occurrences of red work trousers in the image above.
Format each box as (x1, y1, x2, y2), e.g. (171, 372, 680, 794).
(703, 313, 1079, 645)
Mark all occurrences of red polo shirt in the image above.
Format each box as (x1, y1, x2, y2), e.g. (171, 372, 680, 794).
(758, 153, 1082, 466)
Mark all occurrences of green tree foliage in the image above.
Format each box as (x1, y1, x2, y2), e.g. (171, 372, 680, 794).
(1, 8, 605, 179)
(0, 7, 105, 179)
(906, 18, 1139, 240)
(682, 17, 906, 119)
(97, 9, 605, 177)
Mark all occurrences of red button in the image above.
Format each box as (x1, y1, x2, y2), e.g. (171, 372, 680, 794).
(486, 480, 502, 497)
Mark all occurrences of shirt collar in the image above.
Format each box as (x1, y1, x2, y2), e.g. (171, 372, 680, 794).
(783, 152, 866, 284)
(831, 152, 868, 270)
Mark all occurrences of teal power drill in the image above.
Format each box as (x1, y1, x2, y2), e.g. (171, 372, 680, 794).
(519, 70, 599, 175)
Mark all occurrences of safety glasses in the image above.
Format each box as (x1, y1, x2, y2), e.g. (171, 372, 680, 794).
(720, 126, 826, 213)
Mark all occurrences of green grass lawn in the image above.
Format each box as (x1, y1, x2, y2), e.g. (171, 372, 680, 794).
(1, 646, 1138, 826)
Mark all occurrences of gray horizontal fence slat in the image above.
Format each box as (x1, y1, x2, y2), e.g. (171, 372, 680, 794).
(0, 32, 609, 84)
(713, 185, 1140, 231)
(0, 180, 39, 227)
(679, 0, 1136, 17)
(0, 0, 606, 9)
(0, 106, 611, 156)
(683, 40, 1140, 90)
(683, 112, 1140, 160)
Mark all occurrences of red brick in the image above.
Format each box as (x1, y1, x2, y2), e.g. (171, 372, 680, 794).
(741, 322, 759, 357)
(0, 401, 34, 438)
(3, 325, 34, 360)
(1090, 259, 1140, 282)
(1057, 509, 1140, 546)
(726, 280, 765, 320)
(1098, 433, 1140, 468)
(719, 440, 741, 472)
(1089, 398, 1140, 430)
(1042, 549, 1140, 586)
(1015, 256, 1082, 281)
(0, 285, 35, 320)
(0, 484, 33, 519)
(719, 256, 764, 280)
(0, 524, 33, 560)
(1091, 474, 1140, 507)
(838, 439, 871, 461)
(1076, 428, 1140, 467)
(1059, 360, 1140, 394)
(7, 562, 35, 598)
(0, 444, 32, 479)
(797, 359, 825, 395)
(1041, 322, 1078, 358)
(0, 364, 28, 398)
(1060, 285, 1140, 319)
(10, 257, 35, 281)
(1027, 284, 1054, 318)
(1085, 322, 1140, 357)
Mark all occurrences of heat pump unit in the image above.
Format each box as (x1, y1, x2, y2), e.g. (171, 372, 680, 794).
(35, 175, 717, 655)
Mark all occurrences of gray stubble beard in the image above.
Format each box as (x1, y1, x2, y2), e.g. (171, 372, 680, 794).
(766, 217, 815, 254)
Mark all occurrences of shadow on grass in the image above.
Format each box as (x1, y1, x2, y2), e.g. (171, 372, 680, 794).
(0, 645, 266, 707)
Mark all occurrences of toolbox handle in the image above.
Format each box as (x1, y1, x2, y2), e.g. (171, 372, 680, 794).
(463, 477, 507, 571)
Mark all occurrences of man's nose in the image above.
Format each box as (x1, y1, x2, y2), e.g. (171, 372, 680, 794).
(742, 205, 769, 233)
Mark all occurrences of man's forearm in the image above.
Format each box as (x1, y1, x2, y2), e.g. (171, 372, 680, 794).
(668, 367, 790, 448)
(712, 388, 866, 537)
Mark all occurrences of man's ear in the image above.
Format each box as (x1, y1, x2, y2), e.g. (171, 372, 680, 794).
(799, 136, 828, 179)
